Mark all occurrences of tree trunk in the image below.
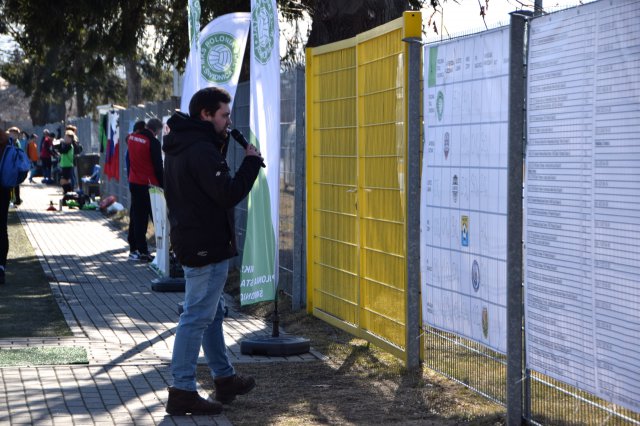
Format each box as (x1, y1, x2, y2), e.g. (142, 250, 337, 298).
(76, 85, 86, 117)
(124, 57, 142, 107)
(29, 94, 65, 126)
(306, 0, 411, 47)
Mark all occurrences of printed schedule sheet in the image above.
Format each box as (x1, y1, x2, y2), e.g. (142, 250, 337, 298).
(524, 0, 640, 413)
(421, 28, 510, 354)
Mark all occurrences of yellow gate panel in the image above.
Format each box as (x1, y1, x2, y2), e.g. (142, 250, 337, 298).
(356, 16, 415, 353)
(306, 40, 358, 325)
(307, 12, 421, 362)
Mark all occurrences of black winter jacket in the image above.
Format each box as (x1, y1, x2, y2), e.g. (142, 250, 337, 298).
(163, 112, 262, 267)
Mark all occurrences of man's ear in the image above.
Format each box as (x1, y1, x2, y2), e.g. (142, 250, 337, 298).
(199, 109, 209, 120)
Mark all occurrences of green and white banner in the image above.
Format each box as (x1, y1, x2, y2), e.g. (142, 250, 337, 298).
(180, 12, 250, 112)
(187, 0, 200, 48)
(241, 0, 279, 305)
(149, 186, 169, 277)
(184, 0, 200, 108)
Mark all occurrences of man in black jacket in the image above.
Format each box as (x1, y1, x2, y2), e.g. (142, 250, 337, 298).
(163, 87, 263, 416)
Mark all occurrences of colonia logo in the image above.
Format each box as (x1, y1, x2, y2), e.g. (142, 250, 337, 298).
(252, 0, 275, 64)
(201, 32, 238, 83)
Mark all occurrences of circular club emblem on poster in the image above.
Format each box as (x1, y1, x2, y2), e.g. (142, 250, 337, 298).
(444, 131, 450, 160)
(201, 32, 238, 83)
(482, 307, 489, 338)
(472, 259, 480, 292)
(436, 91, 444, 121)
(252, 0, 275, 64)
(452, 174, 458, 203)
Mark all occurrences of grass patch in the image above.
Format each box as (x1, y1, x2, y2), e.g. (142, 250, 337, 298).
(191, 268, 507, 425)
(0, 347, 88, 366)
(0, 210, 72, 338)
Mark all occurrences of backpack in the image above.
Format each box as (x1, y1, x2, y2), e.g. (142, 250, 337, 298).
(0, 144, 30, 188)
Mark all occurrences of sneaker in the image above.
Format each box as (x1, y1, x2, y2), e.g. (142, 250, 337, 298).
(214, 374, 256, 404)
(139, 253, 154, 263)
(128, 250, 141, 261)
(166, 387, 223, 416)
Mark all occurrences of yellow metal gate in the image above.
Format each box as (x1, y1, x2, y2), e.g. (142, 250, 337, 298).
(306, 12, 421, 361)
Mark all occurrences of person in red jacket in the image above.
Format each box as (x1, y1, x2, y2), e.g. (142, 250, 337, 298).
(126, 118, 163, 262)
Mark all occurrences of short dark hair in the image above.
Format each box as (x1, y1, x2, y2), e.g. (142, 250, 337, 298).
(133, 120, 146, 132)
(188, 87, 231, 118)
(146, 118, 163, 133)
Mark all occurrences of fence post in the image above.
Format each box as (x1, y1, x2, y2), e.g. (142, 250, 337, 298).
(292, 67, 306, 311)
(507, 10, 530, 425)
(403, 37, 422, 370)
(118, 109, 128, 206)
(524, 6, 541, 420)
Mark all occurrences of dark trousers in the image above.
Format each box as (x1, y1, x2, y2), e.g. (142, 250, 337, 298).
(128, 183, 152, 255)
(0, 188, 9, 266)
(41, 157, 52, 180)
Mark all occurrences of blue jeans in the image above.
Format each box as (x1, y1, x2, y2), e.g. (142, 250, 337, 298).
(171, 260, 235, 391)
(29, 161, 38, 181)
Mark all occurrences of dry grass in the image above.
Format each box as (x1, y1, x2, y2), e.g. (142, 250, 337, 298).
(194, 269, 506, 425)
(105, 205, 506, 423)
(0, 210, 71, 338)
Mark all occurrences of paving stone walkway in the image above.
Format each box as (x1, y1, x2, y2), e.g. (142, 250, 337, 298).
(0, 182, 319, 425)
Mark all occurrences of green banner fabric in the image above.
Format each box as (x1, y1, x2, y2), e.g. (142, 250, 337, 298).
(241, 0, 280, 305)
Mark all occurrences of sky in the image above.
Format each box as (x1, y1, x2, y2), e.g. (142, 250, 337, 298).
(278, 0, 594, 56)
(422, 0, 594, 42)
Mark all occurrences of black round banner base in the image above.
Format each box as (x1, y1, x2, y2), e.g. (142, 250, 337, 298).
(151, 277, 185, 292)
(240, 336, 310, 357)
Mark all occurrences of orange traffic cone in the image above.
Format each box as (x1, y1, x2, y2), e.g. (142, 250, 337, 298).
(47, 201, 57, 211)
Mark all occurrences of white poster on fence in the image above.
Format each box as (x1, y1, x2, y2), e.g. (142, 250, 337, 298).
(180, 13, 250, 112)
(525, 0, 640, 413)
(420, 28, 510, 354)
(149, 186, 170, 277)
(240, 0, 280, 305)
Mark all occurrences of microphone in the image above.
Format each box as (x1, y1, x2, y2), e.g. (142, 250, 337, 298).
(230, 129, 265, 168)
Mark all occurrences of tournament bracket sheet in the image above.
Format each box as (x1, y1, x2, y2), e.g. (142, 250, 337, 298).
(420, 28, 509, 354)
(524, 1, 640, 413)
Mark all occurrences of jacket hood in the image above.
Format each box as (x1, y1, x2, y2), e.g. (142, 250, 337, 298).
(163, 112, 225, 156)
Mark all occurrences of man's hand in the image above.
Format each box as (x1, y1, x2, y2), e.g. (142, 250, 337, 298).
(246, 144, 263, 163)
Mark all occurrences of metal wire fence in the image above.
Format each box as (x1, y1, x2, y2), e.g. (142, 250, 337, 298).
(97, 70, 305, 304)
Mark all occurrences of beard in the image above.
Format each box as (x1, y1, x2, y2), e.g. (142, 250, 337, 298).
(214, 124, 229, 141)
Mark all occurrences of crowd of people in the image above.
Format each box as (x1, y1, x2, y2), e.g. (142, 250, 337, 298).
(0, 124, 85, 283)
(5, 125, 84, 207)
(1, 86, 264, 415)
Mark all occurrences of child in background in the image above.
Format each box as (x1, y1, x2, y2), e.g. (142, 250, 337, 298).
(58, 130, 75, 194)
(27, 134, 39, 183)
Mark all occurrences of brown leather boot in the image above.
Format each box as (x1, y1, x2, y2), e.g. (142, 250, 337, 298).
(166, 386, 223, 415)
(214, 374, 256, 404)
